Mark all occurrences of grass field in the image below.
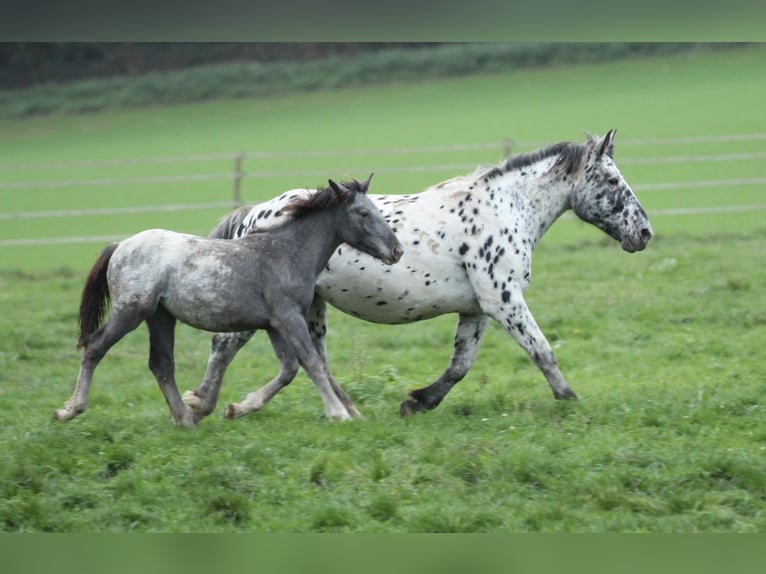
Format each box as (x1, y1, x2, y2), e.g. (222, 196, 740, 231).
(1, 45, 765, 532)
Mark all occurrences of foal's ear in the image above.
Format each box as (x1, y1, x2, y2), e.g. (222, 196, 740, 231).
(357, 172, 374, 194)
(598, 129, 616, 158)
(328, 179, 346, 197)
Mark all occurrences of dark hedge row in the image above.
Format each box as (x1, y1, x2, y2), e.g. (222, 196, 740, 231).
(0, 43, 737, 118)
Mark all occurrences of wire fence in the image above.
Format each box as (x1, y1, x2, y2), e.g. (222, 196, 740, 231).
(1, 133, 764, 246)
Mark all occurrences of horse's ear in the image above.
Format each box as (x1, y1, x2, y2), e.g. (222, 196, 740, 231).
(598, 129, 616, 158)
(358, 173, 374, 194)
(328, 179, 346, 198)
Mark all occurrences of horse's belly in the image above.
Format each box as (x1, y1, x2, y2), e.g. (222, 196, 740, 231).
(162, 294, 270, 333)
(316, 256, 480, 324)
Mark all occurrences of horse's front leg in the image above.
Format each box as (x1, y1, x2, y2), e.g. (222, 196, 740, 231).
(224, 329, 300, 419)
(483, 288, 578, 401)
(400, 313, 490, 416)
(272, 311, 352, 421)
(183, 330, 255, 422)
(307, 297, 364, 419)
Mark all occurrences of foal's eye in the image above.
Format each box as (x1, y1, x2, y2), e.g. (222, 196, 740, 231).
(359, 209, 370, 218)
(607, 176, 620, 187)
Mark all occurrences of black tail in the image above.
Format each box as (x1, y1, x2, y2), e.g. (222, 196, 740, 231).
(77, 243, 118, 349)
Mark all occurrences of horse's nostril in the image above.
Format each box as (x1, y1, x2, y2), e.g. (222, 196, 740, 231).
(640, 227, 653, 241)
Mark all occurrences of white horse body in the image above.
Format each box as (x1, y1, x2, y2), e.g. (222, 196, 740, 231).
(318, 157, 567, 324)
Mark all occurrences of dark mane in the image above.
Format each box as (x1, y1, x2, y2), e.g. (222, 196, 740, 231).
(281, 178, 364, 218)
(210, 205, 251, 239)
(479, 141, 587, 180)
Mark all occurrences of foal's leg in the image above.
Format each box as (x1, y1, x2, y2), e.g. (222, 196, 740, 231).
(306, 297, 364, 419)
(483, 288, 577, 400)
(183, 330, 256, 421)
(400, 313, 490, 416)
(53, 309, 144, 422)
(224, 329, 300, 419)
(272, 311, 352, 421)
(146, 307, 195, 428)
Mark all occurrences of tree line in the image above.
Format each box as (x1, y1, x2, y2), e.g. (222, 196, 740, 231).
(0, 43, 442, 89)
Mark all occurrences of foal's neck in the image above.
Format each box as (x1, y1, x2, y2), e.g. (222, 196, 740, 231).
(254, 206, 343, 277)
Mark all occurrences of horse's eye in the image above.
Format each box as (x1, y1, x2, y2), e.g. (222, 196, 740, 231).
(607, 177, 620, 187)
(360, 209, 370, 218)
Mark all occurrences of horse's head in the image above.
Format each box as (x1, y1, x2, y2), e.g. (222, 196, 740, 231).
(329, 175, 404, 265)
(570, 129, 653, 253)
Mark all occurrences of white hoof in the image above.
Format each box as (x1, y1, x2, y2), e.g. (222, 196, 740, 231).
(182, 390, 212, 422)
(328, 410, 353, 422)
(53, 404, 82, 422)
(224, 403, 243, 419)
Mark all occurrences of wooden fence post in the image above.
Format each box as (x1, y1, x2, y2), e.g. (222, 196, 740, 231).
(233, 152, 245, 206)
(503, 138, 514, 159)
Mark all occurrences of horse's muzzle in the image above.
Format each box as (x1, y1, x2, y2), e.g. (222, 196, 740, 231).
(621, 225, 653, 253)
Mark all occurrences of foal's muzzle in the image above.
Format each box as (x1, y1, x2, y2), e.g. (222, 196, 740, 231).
(386, 244, 404, 265)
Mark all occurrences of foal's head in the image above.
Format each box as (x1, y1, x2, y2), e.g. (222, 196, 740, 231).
(285, 174, 403, 265)
(568, 129, 653, 253)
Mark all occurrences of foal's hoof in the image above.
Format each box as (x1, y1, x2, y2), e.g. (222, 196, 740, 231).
(224, 403, 242, 419)
(175, 416, 197, 429)
(182, 390, 213, 421)
(554, 388, 579, 401)
(182, 389, 200, 406)
(53, 409, 72, 422)
(53, 405, 82, 422)
(328, 411, 353, 422)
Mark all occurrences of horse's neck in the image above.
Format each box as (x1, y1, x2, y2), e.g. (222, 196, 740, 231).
(264, 208, 343, 276)
(490, 159, 572, 246)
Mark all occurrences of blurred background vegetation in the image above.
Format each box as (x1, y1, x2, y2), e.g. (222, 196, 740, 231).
(0, 42, 745, 118)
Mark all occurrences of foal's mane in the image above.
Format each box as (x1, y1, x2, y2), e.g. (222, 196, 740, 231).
(280, 178, 363, 218)
(476, 141, 588, 181)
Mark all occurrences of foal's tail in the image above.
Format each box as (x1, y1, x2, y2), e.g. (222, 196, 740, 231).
(77, 242, 118, 349)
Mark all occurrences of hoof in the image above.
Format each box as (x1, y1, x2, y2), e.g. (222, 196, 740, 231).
(53, 404, 82, 422)
(344, 404, 366, 421)
(399, 388, 438, 417)
(328, 411, 353, 422)
(399, 397, 428, 417)
(182, 390, 203, 409)
(399, 399, 417, 417)
(182, 390, 213, 421)
(554, 388, 579, 401)
(53, 409, 71, 422)
(224, 403, 240, 419)
(175, 416, 197, 429)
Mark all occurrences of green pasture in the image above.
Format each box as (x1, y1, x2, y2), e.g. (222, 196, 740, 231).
(1, 46, 765, 532)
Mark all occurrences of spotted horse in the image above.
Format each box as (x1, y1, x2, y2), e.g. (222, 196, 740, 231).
(183, 129, 653, 421)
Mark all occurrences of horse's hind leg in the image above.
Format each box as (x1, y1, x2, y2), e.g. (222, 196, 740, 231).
(400, 313, 490, 416)
(183, 330, 256, 421)
(54, 309, 144, 422)
(146, 307, 195, 428)
(306, 297, 364, 419)
(224, 329, 300, 419)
